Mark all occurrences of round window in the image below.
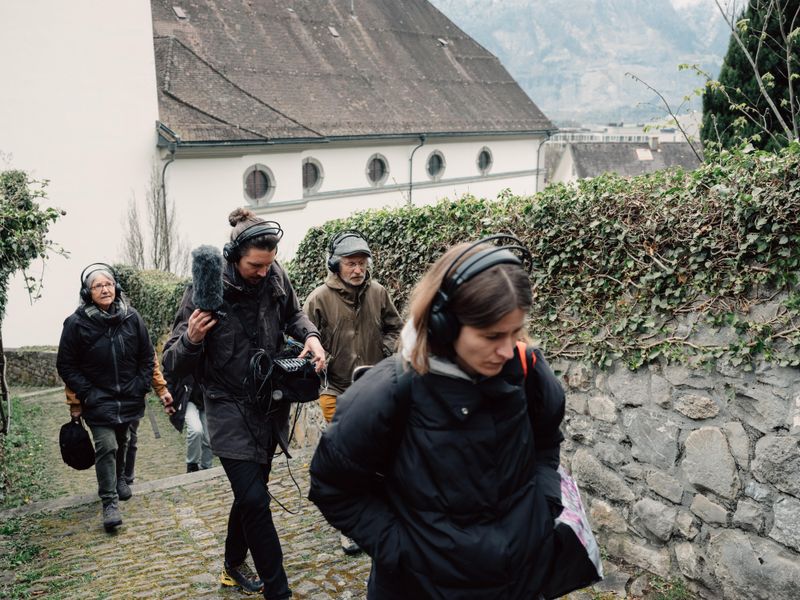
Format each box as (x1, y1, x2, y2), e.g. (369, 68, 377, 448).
(477, 147, 493, 175)
(366, 154, 389, 186)
(302, 159, 323, 194)
(426, 151, 446, 180)
(243, 165, 275, 204)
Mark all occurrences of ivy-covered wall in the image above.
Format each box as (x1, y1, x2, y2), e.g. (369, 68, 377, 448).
(289, 144, 800, 372)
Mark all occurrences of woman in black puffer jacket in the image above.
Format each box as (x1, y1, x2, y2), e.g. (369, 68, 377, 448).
(309, 239, 568, 599)
(57, 264, 153, 532)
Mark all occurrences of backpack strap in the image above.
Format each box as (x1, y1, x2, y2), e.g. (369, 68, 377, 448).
(516, 340, 536, 378)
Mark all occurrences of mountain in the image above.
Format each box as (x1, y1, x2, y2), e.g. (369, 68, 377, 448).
(427, 0, 731, 125)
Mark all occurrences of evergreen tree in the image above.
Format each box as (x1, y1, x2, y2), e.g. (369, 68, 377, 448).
(702, 0, 800, 151)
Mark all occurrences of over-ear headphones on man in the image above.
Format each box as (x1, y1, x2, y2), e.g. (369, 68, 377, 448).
(223, 221, 284, 263)
(327, 229, 369, 273)
(428, 234, 532, 345)
(79, 262, 123, 304)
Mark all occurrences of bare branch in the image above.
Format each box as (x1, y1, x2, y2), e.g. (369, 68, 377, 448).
(713, 0, 796, 140)
(625, 72, 704, 162)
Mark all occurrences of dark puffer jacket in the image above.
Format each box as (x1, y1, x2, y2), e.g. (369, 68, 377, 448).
(309, 345, 566, 600)
(56, 302, 154, 427)
(162, 261, 319, 463)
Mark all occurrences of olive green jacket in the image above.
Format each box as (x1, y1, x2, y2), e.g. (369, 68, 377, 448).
(303, 272, 403, 396)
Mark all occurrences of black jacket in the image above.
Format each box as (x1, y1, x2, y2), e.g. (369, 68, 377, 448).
(309, 345, 566, 600)
(56, 302, 154, 427)
(162, 261, 319, 463)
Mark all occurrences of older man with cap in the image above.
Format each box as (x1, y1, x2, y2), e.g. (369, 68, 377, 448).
(303, 230, 403, 551)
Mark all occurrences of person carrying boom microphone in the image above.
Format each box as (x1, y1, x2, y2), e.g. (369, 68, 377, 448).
(162, 208, 325, 599)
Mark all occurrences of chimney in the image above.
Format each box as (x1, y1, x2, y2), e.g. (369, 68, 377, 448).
(648, 136, 660, 151)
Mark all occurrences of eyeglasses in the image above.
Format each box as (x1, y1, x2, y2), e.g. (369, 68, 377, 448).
(90, 282, 115, 292)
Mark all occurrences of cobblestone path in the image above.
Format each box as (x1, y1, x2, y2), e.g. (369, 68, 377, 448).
(1, 389, 634, 599)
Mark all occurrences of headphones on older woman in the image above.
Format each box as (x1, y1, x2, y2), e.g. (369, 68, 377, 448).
(79, 263, 122, 304)
(428, 235, 532, 344)
(223, 221, 284, 263)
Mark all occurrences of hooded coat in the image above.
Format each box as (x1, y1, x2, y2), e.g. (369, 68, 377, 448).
(303, 271, 402, 396)
(56, 300, 154, 427)
(309, 343, 566, 599)
(162, 261, 319, 463)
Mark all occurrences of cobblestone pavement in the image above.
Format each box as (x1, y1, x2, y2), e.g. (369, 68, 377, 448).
(1, 389, 635, 599)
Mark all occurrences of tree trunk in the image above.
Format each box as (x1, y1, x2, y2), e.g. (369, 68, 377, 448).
(0, 328, 8, 435)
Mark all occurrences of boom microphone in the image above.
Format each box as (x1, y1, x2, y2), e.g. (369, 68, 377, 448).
(191, 245, 225, 317)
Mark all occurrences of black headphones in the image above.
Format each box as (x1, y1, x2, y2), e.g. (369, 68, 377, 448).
(327, 229, 369, 273)
(223, 221, 284, 263)
(428, 235, 532, 344)
(79, 263, 122, 304)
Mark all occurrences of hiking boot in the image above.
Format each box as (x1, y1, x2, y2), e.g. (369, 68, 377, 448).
(187, 462, 199, 473)
(220, 560, 263, 595)
(116, 477, 132, 501)
(102, 502, 122, 531)
(340, 533, 362, 555)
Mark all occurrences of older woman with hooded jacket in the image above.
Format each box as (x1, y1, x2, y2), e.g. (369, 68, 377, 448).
(309, 238, 568, 600)
(57, 264, 154, 532)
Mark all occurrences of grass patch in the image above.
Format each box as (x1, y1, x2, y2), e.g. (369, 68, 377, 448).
(0, 397, 55, 509)
(649, 575, 695, 600)
(0, 517, 94, 599)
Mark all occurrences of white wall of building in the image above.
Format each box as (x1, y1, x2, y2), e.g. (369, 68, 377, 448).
(0, 2, 159, 347)
(165, 136, 545, 257)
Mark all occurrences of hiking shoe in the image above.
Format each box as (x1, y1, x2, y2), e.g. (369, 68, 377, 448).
(116, 477, 132, 501)
(187, 462, 199, 473)
(220, 560, 263, 595)
(340, 533, 362, 555)
(102, 502, 122, 531)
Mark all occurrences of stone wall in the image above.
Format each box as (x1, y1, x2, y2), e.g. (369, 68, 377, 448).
(553, 349, 800, 599)
(291, 329, 800, 598)
(4, 348, 61, 387)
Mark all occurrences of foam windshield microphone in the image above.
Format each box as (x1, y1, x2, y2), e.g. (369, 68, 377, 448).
(191, 245, 226, 319)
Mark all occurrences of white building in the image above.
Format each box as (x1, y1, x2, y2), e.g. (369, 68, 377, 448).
(1, 0, 554, 347)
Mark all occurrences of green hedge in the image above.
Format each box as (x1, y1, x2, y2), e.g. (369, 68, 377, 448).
(113, 265, 188, 350)
(115, 144, 800, 370)
(287, 143, 800, 370)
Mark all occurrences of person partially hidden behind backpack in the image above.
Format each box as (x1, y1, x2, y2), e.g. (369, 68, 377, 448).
(309, 237, 571, 599)
(166, 372, 213, 473)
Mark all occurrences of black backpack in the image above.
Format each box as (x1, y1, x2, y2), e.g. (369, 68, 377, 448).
(59, 417, 95, 470)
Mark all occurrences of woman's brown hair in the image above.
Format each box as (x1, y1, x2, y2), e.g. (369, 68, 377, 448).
(401, 242, 532, 374)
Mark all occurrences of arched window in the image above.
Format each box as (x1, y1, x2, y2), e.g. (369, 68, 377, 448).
(243, 164, 275, 204)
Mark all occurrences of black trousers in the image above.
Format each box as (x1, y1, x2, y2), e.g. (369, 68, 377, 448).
(220, 456, 291, 600)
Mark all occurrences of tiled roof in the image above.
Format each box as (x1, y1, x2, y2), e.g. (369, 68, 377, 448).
(569, 142, 702, 178)
(152, 0, 553, 143)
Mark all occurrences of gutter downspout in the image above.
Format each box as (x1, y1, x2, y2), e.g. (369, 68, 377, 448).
(160, 142, 176, 271)
(534, 131, 554, 194)
(408, 134, 427, 205)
